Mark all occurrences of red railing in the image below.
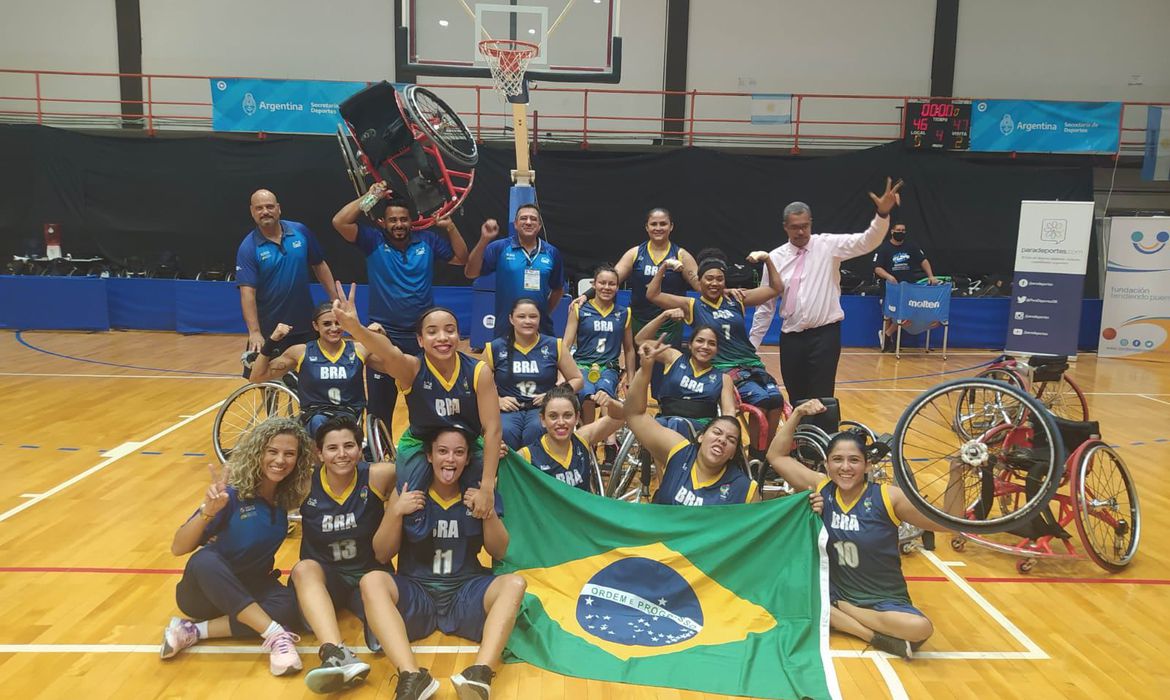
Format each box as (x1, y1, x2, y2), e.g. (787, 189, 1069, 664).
(0, 68, 1164, 155)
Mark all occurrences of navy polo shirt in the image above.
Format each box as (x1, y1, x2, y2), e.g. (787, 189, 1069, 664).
(193, 486, 288, 579)
(235, 221, 324, 336)
(481, 235, 564, 337)
(355, 223, 454, 336)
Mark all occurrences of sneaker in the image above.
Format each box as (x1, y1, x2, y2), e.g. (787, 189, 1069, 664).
(394, 669, 440, 700)
(878, 329, 886, 351)
(452, 664, 495, 700)
(160, 617, 199, 659)
(870, 631, 912, 659)
(261, 628, 303, 676)
(305, 643, 371, 694)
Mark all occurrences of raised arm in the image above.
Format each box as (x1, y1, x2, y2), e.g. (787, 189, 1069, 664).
(740, 252, 783, 307)
(765, 400, 827, 492)
(249, 325, 303, 384)
(330, 282, 420, 384)
(171, 480, 229, 556)
(625, 340, 689, 465)
(827, 177, 902, 259)
(372, 486, 421, 563)
(464, 219, 500, 279)
(470, 367, 503, 519)
(645, 260, 693, 313)
(332, 182, 386, 243)
(435, 215, 469, 265)
(718, 373, 738, 417)
(634, 308, 686, 345)
(677, 247, 702, 291)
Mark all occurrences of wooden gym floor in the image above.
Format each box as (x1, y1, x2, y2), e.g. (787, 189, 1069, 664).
(0, 329, 1167, 699)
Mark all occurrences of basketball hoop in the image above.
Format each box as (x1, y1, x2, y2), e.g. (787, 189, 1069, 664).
(478, 39, 539, 101)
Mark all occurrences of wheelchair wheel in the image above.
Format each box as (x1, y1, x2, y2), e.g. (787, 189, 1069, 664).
(606, 428, 649, 501)
(336, 124, 371, 197)
(791, 427, 829, 473)
(401, 86, 479, 170)
(1033, 375, 1089, 422)
(839, 420, 879, 444)
(364, 415, 395, 463)
(212, 382, 300, 463)
(1072, 442, 1139, 571)
(893, 377, 1065, 533)
(953, 373, 1028, 440)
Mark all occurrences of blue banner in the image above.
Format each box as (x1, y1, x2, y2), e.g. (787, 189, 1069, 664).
(969, 100, 1121, 153)
(884, 282, 951, 336)
(210, 78, 368, 134)
(1005, 272, 1085, 356)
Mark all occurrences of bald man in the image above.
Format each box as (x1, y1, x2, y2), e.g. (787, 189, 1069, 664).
(236, 189, 337, 359)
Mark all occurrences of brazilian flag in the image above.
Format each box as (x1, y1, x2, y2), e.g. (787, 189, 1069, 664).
(496, 454, 839, 700)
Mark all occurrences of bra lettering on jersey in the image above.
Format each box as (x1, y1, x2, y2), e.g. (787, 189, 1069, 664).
(433, 519, 460, 538)
(592, 320, 615, 332)
(673, 486, 704, 507)
(679, 375, 707, 393)
(435, 398, 461, 416)
(513, 360, 539, 374)
(551, 469, 584, 487)
(642, 264, 659, 277)
(710, 309, 735, 320)
(322, 512, 358, 532)
(831, 511, 861, 532)
(319, 366, 349, 380)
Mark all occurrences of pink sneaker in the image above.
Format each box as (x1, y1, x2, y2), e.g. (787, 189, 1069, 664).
(261, 629, 303, 676)
(160, 617, 199, 660)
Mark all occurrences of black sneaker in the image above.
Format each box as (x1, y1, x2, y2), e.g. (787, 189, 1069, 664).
(394, 669, 440, 700)
(870, 632, 912, 659)
(452, 664, 495, 700)
(305, 643, 371, 694)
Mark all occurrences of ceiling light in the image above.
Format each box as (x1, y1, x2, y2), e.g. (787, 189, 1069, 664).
(438, 19, 449, 27)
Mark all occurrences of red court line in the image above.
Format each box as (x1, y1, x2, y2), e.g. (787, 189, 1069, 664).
(2, 566, 1168, 585)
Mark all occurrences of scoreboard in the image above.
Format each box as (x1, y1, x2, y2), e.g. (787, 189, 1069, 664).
(903, 100, 972, 151)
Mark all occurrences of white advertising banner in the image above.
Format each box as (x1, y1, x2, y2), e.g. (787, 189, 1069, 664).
(1005, 201, 1094, 357)
(1098, 216, 1170, 362)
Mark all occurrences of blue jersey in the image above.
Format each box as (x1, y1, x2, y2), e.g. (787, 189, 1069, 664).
(299, 463, 387, 578)
(480, 236, 565, 337)
(656, 354, 722, 419)
(685, 296, 763, 370)
(402, 352, 485, 435)
(487, 334, 562, 406)
(194, 486, 288, 579)
(519, 434, 594, 492)
(629, 242, 689, 319)
(399, 488, 504, 588)
(819, 480, 912, 607)
(296, 339, 366, 413)
(653, 441, 756, 506)
(571, 300, 630, 368)
(235, 221, 324, 337)
(355, 224, 455, 336)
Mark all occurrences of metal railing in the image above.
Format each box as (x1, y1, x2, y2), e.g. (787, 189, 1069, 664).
(0, 68, 1164, 155)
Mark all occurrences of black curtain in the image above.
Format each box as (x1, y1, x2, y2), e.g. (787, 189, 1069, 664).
(0, 125, 1093, 289)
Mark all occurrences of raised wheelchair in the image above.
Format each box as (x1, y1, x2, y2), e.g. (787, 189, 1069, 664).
(336, 81, 476, 229)
(974, 354, 1089, 422)
(892, 377, 1139, 573)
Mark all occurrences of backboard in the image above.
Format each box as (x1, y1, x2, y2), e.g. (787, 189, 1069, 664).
(397, 0, 622, 83)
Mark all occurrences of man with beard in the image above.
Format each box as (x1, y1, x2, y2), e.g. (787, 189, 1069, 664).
(464, 203, 566, 339)
(332, 181, 470, 428)
(237, 189, 337, 360)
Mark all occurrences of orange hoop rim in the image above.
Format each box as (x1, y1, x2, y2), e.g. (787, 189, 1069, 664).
(478, 39, 540, 60)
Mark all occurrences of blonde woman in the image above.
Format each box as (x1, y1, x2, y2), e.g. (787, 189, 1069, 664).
(160, 417, 314, 676)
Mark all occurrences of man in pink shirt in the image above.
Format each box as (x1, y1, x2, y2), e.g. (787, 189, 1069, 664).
(748, 178, 903, 403)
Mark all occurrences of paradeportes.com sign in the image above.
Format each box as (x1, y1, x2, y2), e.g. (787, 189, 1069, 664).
(210, 78, 367, 134)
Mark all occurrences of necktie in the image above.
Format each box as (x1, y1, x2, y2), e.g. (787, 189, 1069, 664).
(782, 246, 807, 317)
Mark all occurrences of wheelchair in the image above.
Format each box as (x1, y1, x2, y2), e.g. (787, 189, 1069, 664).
(336, 81, 476, 229)
(975, 354, 1089, 422)
(212, 383, 395, 466)
(892, 377, 1139, 573)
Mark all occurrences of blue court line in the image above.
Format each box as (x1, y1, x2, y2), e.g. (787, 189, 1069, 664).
(141, 451, 163, 455)
(14, 331, 237, 377)
(57, 447, 79, 451)
(836, 359, 995, 385)
(19, 445, 39, 449)
(183, 452, 207, 457)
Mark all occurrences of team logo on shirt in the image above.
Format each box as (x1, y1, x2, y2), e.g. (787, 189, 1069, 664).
(718, 484, 731, 501)
(259, 251, 272, 261)
(540, 346, 550, 357)
(359, 486, 368, 501)
(238, 503, 257, 520)
(291, 240, 303, 248)
(306, 497, 318, 507)
(423, 380, 433, 390)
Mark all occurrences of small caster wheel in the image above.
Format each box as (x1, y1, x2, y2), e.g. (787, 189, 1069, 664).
(950, 537, 966, 552)
(900, 541, 916, 555)
(1016, 558, 1036, 574)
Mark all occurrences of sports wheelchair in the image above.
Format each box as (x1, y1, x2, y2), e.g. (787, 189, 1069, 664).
(211, 381, 394, 466)
(336, 82, 476, 229)
(892, 377, 1139, 573)
(975, 354, 1089, 422)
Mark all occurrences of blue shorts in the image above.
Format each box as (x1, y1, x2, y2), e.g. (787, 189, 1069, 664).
(656, 415, 704, 440)
(395, 574, 495, 642)
(831, 587, 924, 617)
(500, 407, 543, 450)
(734, 372, 784, 410)
(579, 367, 620, 402)
(290, 562, 380, 630)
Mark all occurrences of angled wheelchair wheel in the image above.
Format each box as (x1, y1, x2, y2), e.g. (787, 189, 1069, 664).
(893, 377, 1066, 533)
(1072, 442, 1139, 571)
(1033, 375, 1089, 422)
(839, 420, 879, 444)
(791, 428, 829, 473)
(401, 86, 479, 170)
(212, 382, 299, 463)
(336, 124, 372, 197)
(364, 415, 395, 463)
(953, 373, 1028, 440)
(606, 428, 649, 501)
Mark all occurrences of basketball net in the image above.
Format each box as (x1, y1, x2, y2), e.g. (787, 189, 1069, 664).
(478, 39, 539, 186)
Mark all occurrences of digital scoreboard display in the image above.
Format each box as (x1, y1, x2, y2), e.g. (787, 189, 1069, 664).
(904, 100, 972, 150)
